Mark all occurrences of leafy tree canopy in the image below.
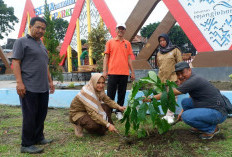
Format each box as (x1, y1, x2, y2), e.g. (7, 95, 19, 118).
(140, 22, 196, 53)
(53, 18, 69, 42)
(88, 24, 108, 72)
(81, 39, 87, 45)
(0, 0, 18, 39)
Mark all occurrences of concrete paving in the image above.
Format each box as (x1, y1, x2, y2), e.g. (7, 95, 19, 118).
(0, 80, 17, 88)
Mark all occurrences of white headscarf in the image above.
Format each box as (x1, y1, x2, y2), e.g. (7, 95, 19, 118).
(77, 73, 107, 120)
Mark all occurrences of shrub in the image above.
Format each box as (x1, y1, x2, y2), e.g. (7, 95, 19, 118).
(68, 82, 75, 88)
(88, 23, 109, 72)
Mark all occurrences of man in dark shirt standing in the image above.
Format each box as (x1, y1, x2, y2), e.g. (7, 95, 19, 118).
(12, 17, 55, 154)
(149, 62, 227, 139)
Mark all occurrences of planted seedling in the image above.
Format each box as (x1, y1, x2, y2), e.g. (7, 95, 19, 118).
(121, 71, 178, 138)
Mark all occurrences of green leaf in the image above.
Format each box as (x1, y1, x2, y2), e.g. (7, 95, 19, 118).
(125, 117, 131, 136)
(121, 106, 131, 123)
(148, 71, 157, 82)
(131, 82, 140, 99)
(148, 88, 154, 96)
(131, 107, 137, 121)
(166, 80, 178, 88)
(229, 74, 232, 79)
(142, 88, 153, 97)
(152, 99, 161, 113)
(167, 85, 178, 112)
(140, 78, 155, 84)
(131, 107, 139, 130)
(151, 88, 158, 95)
(153, 85, 162, 93)
(148, 103, 157, 127)
(137, 103, 148, 122)
(132, 99, 140, 108)
(142, 90, 149, 97)
(160, 91, 168, 114)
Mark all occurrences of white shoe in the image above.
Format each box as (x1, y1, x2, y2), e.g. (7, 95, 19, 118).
(116, 112, 123, 120)
(162, 115, 174, 124)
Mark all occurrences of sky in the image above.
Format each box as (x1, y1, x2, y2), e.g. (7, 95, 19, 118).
(1, 0, 168, 45)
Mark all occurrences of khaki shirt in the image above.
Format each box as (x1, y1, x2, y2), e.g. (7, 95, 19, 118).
(157, 48, 182, 83)
(69, 94, 120, 127)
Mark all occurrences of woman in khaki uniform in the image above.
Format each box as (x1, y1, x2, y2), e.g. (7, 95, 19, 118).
(70, 73, 125, 137)
(157, 33, 183, 123)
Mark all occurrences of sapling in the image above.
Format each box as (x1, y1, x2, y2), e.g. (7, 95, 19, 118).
(121, 71, 178, 138)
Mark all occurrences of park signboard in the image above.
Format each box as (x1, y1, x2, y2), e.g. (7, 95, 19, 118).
(35, 0, 76, 19)
(163, 0, 232, 52)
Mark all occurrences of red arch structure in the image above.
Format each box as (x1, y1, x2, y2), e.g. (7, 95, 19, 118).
(59, 0, 117, 65)
(18, 0, 232, 69)
(18, 0, 36, 38)
(162, 0, 213, 52)
(162, 0, 232, 67)
(18, 0, 117, 66)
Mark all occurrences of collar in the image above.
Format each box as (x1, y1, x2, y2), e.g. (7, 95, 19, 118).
(26, 34, 41, 43)
(114, 37, 125, 42)
(26, 34, 32, 39)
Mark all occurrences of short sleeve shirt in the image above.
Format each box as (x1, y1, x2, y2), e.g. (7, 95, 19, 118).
(177, 72, 227, 115)
(80, 50, 88, 59)
(12, 34, 49, 93)
(104, 38, 133, 75)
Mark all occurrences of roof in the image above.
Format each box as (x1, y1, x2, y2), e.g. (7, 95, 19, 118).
(0, 51, 13, 59)
(131, 35, 147, 43)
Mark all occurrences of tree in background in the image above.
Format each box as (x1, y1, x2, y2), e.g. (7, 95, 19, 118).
(43, 0, 63, 82)
(140, 23, 160, 39)
(140, 22, 196, 54)
(0, 0, 18, 39)
(88, 23, 108, 72)
(53, 18, 69, 42)
(81, 39, 87, 45)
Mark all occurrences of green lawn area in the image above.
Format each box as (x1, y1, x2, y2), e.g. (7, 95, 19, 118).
(1, 104, 232, 156)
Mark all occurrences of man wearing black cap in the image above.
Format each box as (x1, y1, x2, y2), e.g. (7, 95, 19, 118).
(149, 61, 227, 139)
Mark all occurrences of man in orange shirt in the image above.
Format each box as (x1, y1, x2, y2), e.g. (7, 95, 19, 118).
(103, 23, 135, 120)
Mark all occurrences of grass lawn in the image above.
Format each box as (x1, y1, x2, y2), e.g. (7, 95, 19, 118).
(1, 104, 232, 156)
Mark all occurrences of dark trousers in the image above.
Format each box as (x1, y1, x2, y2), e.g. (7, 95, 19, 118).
(107, 75, 128, 112)
(76, 104, 113, 135)
(20, 91, 49, 146)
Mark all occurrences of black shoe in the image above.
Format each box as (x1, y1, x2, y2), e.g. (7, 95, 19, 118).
(21, 145, 44, 154)
(37, 139, 53, 145)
